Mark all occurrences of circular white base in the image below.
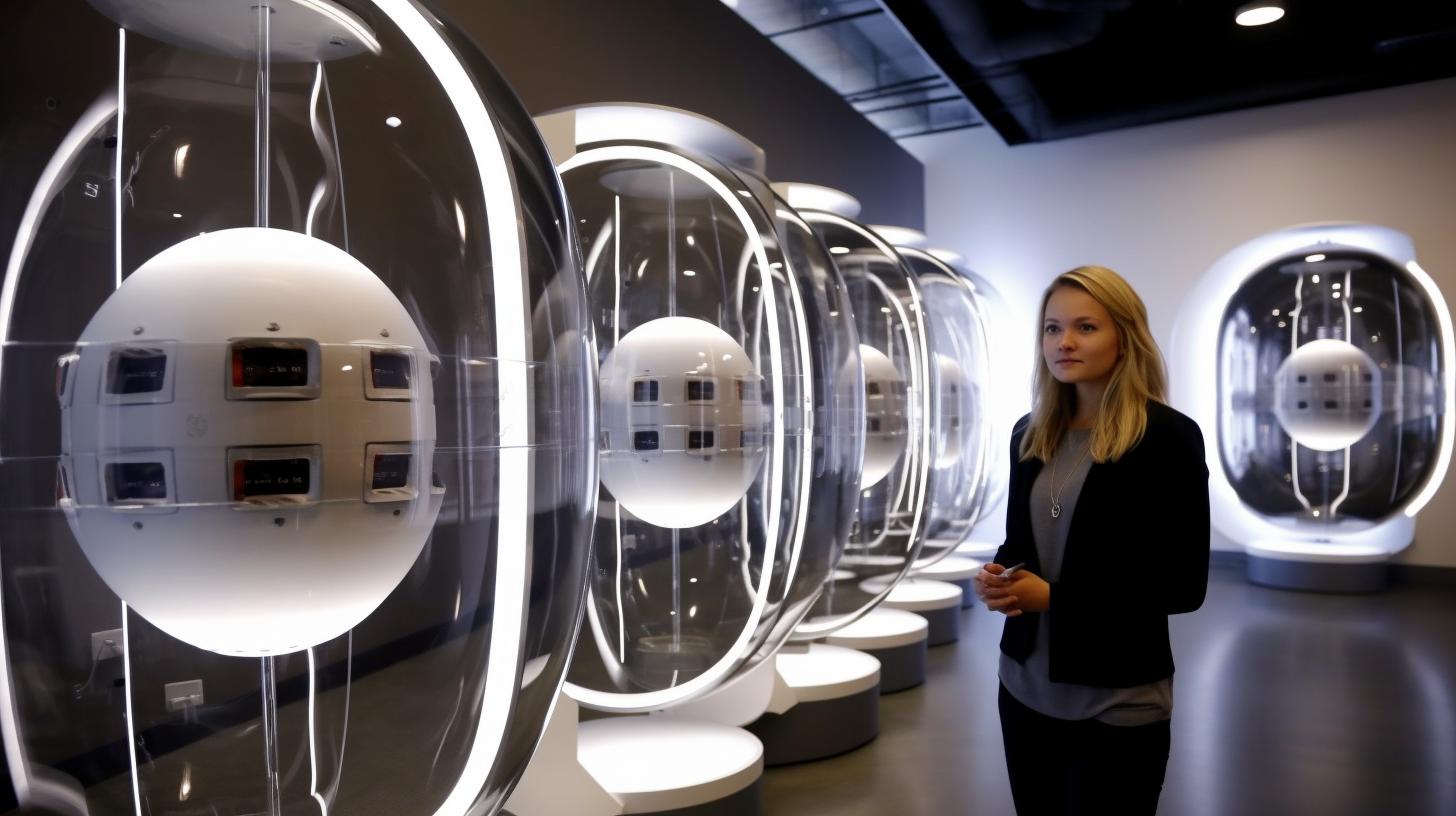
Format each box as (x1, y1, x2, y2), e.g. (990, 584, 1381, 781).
(1245, 539, 1392, 564)
(775, 643, 880, 703)
(956, 538, 999, 559)
(912, 554, 982, 581)
(578, 719, 763, 814)
(823, 607, 928, 650)
(867, 578, 962, 612)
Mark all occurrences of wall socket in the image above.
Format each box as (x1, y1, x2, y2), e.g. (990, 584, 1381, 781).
(90, 628, 124, 662)
(164, 679, 204, 712)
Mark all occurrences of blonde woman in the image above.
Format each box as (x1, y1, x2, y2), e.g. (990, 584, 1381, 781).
(974, 266, 1210, 815)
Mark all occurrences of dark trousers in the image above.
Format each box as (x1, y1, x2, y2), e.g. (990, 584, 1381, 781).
(998, 683, 1170, 816)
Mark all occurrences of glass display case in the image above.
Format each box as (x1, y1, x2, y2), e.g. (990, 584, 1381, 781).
(0, 1, 595, 813)
(1174, 223, 1452, 590)
(551, 106, 824, 713)
(782, 203, 934, 639)
(896, 247, 994, 557)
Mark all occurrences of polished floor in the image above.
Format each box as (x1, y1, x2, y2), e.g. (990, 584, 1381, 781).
(762, 564, 1456, 816)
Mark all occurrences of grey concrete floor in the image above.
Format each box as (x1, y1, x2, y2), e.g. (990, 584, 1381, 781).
(762, 564, 1456, 816)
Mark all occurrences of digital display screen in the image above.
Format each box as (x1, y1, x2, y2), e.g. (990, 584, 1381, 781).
(371, 351, 412, 390)
(108, 348, 167, 394)
(633, 430, 660, 452)
(687, 430, 715, 450)
(234, 346, 309, 388)
(106, 462, 167, 502)
(371, 453, 412, 491)
(234, 458, 311, 499)
(633, 380, 659, 403)
(686, 380, 715, 401)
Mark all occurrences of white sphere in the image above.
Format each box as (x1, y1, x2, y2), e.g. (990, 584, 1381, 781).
(598, 316, 766, 528)
(1273, 338, 1381, 451)
(934, 353, 966, 470)
(57, 228, 442, 656)
(861, 344, 908, 489)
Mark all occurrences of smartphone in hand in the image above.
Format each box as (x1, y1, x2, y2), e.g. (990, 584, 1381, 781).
(999, 562, 1026, 578)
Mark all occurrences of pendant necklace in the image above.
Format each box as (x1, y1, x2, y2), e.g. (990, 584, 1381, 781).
(1048, 434, 1091, 519)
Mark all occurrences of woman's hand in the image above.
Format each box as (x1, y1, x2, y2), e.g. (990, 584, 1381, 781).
(975, 564, 1050, 617)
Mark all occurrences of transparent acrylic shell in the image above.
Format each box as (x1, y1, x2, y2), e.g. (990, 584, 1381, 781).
(0, 2, 594, 814)
(792, 212, 933, 639)
(899, 248, 994, 561)
(558, 143, 816, 712)
(1218, 249, 1445, 526)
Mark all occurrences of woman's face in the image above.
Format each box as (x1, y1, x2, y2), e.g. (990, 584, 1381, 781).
(1042, 286, 1121, 386)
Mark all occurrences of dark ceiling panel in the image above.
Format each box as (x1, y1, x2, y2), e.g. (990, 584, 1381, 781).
(882, 0, 1456, 144)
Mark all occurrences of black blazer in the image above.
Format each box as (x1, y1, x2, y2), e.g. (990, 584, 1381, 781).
(995, 400, 1210, 688)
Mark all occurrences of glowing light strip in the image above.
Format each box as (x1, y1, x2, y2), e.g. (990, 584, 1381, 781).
(115, 29, 125, 289)
(367, 3, 529, 814)
(305, 63, 327, 237)
(559, 143, 783, 712)
(1403, 260, 1456, 516)
(307, 647, 328, 815)
(611, 194, 625, 662)
(0, 90, 118, 811)
(1288, 274, 1312, 513)
(123, 603, 142, 816)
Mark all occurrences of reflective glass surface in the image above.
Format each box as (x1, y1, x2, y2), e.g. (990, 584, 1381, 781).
(792, 212, 933, 638)
(0, 2, 593, 814)
(560, 144, 812, 711)
(1218, 250, 1445, 525)
(898, 248, 993, 559)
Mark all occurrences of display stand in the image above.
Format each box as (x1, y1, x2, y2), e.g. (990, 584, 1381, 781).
(508, 694, 766, 816)
(1246, 541, 1390, 593)
(746, 644, 881, 765)
(956, 537, 999, 560)
(577, 718, 765, 816)
(913, 553, 982, 608)
(823, 608, 929, 692)
(505, 695, 621, 816)
(866, 578, 962, 646)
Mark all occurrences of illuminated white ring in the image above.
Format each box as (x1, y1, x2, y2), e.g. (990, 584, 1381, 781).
(559, 143, 787, 712)
(789, 212, 933, 640)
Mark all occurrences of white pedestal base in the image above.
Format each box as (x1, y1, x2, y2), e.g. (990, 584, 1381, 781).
(824, 608, 929, 692)
(578, 719, 764, 814)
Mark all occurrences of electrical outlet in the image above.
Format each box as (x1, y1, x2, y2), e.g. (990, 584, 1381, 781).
(90, 628, 124, 661)
(164, 679, 204, 712)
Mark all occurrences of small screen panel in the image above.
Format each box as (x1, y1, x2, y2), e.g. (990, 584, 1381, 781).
(633, 430, 660, 451)
(371, 453, 412, 491)
(108, 348, 167, 394)
(234, 346, 309, 388)
(371, 351, 412, 391)
(106, 462, 167, 502)
(686, 379, 715, 401)
(234, 458, 311, 500)
(633, 380, 659, 403)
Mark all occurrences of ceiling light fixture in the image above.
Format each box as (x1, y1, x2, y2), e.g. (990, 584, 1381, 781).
(1235, 3, 1285, 27)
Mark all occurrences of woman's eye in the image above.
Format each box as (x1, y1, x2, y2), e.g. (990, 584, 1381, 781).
(1044, 325, 1059, 334)
(1079, 324, 1096, 333)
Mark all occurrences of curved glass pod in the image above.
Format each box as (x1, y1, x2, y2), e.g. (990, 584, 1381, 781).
(0, 2, 594, 814)
(754, 198, 865, 649)
(1173, 223, 1453, 559)
(558, 143, 809, 712)
(791, 212, 933, 639)
(897, 247, 994, 561)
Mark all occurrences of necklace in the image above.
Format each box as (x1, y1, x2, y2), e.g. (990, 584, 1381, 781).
(1048, 434, 1091, 519)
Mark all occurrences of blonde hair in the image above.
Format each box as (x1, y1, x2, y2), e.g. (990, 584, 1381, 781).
(1019, 266, 1167, 463)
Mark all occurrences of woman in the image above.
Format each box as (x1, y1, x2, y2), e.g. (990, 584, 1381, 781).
(974, 265, 1210, 815)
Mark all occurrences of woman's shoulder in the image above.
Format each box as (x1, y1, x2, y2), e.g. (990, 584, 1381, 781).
(1143, 401, 1206, 457)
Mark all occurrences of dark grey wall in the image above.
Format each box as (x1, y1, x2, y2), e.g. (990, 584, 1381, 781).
(436, 0, 925, 228)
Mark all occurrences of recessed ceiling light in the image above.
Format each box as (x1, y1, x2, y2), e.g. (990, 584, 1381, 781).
(385, 116, 402, 128)
(1305, 253, 1326, 262)
(1235, 4, 1285, 26)
(830, 246, 850, 255)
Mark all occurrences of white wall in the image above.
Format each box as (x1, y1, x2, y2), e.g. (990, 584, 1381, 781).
(904, 77, 1456, 567)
